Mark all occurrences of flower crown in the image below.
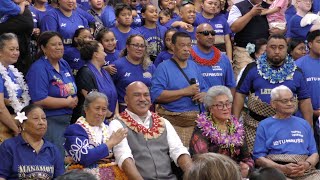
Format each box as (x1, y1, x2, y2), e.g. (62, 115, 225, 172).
(15, 112, 28, 123)
(246, 43, 255, 55)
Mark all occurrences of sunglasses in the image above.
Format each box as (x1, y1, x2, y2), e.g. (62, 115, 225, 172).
(197, 30, 216, 36)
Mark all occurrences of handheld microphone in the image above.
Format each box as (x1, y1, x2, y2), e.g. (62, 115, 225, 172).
(190, 78, 199, 105)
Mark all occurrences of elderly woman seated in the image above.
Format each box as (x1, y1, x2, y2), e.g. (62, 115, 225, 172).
(64, 91, 128, 179)
(189, 85, 254, 178)
(253, 85, 320, 179)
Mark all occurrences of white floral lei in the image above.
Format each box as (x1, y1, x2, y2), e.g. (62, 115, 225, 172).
(0, 62, 30, 113)
(76, 116, 109, 146)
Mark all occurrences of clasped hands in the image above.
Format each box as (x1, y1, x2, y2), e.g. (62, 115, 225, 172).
(281, 162, 311, 178)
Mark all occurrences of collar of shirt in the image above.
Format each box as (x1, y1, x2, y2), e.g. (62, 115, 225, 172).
(125, 109, 152, 128)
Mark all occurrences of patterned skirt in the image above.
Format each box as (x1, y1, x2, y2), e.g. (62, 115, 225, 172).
(67, 162, 127, 180)
(157, 106, 198, 147)
(244, 93, 276, 153)
(267, 154, 320, 180)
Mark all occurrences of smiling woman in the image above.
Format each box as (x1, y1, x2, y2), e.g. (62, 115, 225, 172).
(112, 34, 155, 113)
(26, 31, 78, 156)
(0, 33, 30, 143)
(64, 91, 128, 179)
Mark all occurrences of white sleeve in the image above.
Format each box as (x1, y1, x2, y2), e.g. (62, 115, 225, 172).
(164, 119, 190, 166)
(227, 5, 242, 27)
(108, 120, 134, 169)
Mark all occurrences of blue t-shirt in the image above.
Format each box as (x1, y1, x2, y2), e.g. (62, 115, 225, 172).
(100, 6, 116, 28)
(112, 57, 155, 103)
(29, 6, 47, 28)
(287, 15, 312, 40)
(110, 27, 140, 51)
(0, 0, 20, 18)
(194, 13, 232, 36)
(313, 0, 320, 13)
(285, 5, 296, 24)
(0, 67, 23, 99)
(26, 57, 77, 117)
(76, 0, 90, 11)
(295, 55, 320, 110)
(137, 25, 167, 57)
(192, 46, 236, 88)
(253, 116, 318, 160)
(151, 60, 209, 112)
(63, 47, 85, 71)
(105, 50, 120, 65)
(40, 8, 89, 49)
(0, 135, 64, 179)
(154, 50, 173, 67)
(237, 62, 310, 104)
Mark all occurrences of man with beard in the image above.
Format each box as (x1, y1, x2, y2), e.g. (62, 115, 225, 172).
(110, 81, 192, 180)
(191, 23, 236, 95)
(232, 34, 313, 153)
(151, 32, 208, 147)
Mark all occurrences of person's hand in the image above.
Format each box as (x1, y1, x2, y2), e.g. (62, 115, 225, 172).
(240, 162, 250, 178)
(288, 161, 311, 177)
(192, 92, 206, 103)
(21, 1, 30, 6)
(32, 28, 41, 37)
(104, 64, 117, 75)
(107, 128, 128, 148)
(67, 96, 78, 109)
(178, 21, 193, 30)
(281, 163, 303, 177)
(249, 3, 264, 16)
(183, 84, 200, 96)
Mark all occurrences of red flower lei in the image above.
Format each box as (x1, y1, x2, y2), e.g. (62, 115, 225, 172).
(190, 46, 221, 66)
(119, 111, 165, 140)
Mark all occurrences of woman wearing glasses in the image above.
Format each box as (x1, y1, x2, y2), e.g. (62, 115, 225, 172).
(112, 35, 155, 112)
(189, 85, 254, 178)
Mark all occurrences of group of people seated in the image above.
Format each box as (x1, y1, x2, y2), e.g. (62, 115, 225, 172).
(0, 0, 319, 179)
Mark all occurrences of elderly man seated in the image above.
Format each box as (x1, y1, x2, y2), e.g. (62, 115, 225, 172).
(109, 81, 192, 180)
(253, 85, 320, 179)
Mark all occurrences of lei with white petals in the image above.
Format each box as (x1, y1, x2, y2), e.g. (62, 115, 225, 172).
(0, 62, 30, 113)
(76, 116, 109, 146)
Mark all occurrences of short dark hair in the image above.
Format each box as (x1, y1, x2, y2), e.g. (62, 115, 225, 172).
(268, 34, 287, 42)
(249, 167, 286, 180)
(20, 104, 44, 123)
(287, 38, 305, 54)
(164, 28, 177, 50)
(80, 40, 100, 61)
(250, 38, 267, 59)
(115, 3, 132, 17)
(307, 30, 320, 43)
(171, 31, 191, 44)
(95, 28, 115, 43)
(72, 28, 91, 47)
(37, 31, 63, 59)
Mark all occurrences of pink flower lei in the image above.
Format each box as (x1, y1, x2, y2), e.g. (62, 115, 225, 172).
(196, 113, 245, 152)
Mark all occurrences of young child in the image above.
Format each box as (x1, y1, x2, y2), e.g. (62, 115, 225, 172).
(261, 0, 288, 30)
(138, 4, 167, 62)
(159, 9, 172, 25)
(153, 28, 177, 67)
(96, 28, 120, 75)
(0, 0, 29, 23)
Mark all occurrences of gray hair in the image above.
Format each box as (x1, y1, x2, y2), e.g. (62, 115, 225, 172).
(0, 33, 18, 51)
(83, 91, 108, 110)
(204, 86, 233, 109)
(56, 170, 97, 180)
(270, 85, 292, 101)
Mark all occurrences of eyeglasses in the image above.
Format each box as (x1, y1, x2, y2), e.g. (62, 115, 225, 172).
(274, 97, 297, 104)
(212, 102, 232, 110)
(197, 30, 216, 36)
(129, 44, 146, 49)
(181, 0, 194, 6)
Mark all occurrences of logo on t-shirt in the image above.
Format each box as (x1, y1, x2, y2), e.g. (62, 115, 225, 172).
(124, 72, 131, 77)
(143, 72, 152, 78)
(61, 23, 66, 27)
